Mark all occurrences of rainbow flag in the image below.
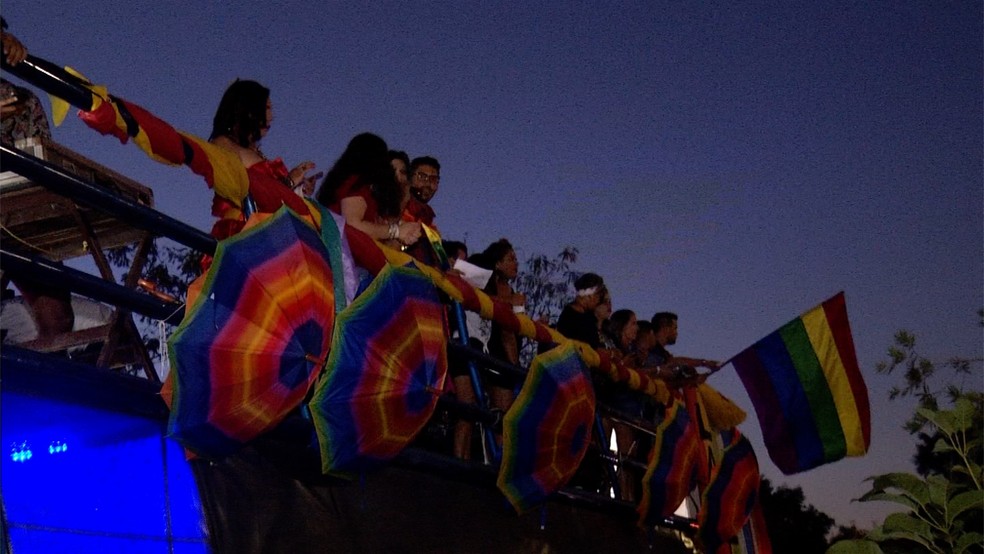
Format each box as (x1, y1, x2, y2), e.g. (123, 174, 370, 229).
(730, 292, 870, 474)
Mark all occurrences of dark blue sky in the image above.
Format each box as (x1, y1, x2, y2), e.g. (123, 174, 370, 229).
(4, 1, 981, 527)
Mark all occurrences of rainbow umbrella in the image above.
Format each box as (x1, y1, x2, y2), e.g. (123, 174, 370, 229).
(166, 207, 335, 458)
(308, 263, 448, 473)
(497, 342, 596, 513)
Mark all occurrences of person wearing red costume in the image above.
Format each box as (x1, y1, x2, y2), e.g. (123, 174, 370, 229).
(77, 79, 322, 243)
(316, 133, 421, 247)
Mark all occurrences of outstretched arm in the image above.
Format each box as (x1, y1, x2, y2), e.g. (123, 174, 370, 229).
(339, 195, 421, 245)
(78, 90, 249, 208)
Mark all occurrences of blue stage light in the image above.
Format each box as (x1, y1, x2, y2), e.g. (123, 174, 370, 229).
(10, 442, 33, 463)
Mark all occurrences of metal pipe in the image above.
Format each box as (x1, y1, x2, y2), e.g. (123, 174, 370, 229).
(451, 302, 501, 462)
(1, 54, 96, 111)
(447, 341, 526, 381)
(0, 145, 216, 254)
(1, 249, 185, 324)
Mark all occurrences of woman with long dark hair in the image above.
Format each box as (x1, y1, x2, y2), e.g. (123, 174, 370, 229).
(77, 77, 322, 242)
(479, 238, 524, 420)
(316, 133, 421, 246)
(602, 308, 642, 502)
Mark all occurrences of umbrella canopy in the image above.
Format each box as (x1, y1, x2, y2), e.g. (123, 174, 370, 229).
(497, 342, 596, 513)
(166, 207, 335, 458)
(308, 263, 448, 473)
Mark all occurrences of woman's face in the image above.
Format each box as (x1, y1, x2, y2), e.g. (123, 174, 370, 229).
(391, 158, 409, 187)
(260, 98, 273, 138)
(622, 314, 638, 346)
(635, 328, 655, 353)
(496, 249, 519, 280)
(593, 295, 611, 319)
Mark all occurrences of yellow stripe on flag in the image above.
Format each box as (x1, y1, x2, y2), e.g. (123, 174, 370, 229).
(801, 307, 866, 456)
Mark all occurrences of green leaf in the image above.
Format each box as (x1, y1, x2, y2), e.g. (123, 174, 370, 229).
(952, 461, 983, 485)
(864, 525, 887, 541)
(954, 532, 984, 554)
(932, 439, 955, 454)
(946, 489, 984, 526)
(873, 530, 937, 552)
(882, 512, 931, 537)
(918, 406, 956, 435)
(825, 539, 884, 554)
(950, 397, 977, 433)
(858, 491, 919, 511)
(870, 473, 930, 504)
(927, 475, 949, 506)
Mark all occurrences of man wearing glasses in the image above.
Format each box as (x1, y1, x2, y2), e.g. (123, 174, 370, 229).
(405, 156, 440, 226)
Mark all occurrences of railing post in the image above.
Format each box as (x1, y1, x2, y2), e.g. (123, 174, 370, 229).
(450, 302, 501, 463)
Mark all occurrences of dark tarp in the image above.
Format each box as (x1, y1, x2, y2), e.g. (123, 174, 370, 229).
(191, 434, 691, 554)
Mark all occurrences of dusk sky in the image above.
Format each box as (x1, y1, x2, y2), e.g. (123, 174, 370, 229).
(4, 1, 981, 528)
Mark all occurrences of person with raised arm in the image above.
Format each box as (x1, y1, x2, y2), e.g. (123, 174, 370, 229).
(315, 133, 421, 246)
(77, 77, 321, 243)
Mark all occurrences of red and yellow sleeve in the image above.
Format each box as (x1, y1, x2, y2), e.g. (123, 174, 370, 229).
(78, 87, 249, 208)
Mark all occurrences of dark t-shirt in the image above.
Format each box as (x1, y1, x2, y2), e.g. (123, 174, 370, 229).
(648, 344, 671, 366)
(556, 305, 600, 349)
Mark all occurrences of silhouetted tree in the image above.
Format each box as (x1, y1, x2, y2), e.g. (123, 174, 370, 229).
(828, 314, 983, 554)
(759, 477, 835, 554)
(107, 240, 202, 359)
(514, 246, 579, 366)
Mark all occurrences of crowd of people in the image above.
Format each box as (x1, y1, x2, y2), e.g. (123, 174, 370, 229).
(2, 23, 724, 503)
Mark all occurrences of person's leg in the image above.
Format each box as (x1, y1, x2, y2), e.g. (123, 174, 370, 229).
(489, 385, 515, 446)
(452, 375, 476, 460)
(614, 422, 637, 502)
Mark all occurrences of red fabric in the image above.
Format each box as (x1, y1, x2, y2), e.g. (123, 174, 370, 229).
(402, 197, 435, 226)
(80, 99, 220, 188)
(328, 176, 378, 222)
(684, 386, 711, 486)
(245, 158, 311, 215)
(77, 101, 128, 143)
(344, 224, 388, 275)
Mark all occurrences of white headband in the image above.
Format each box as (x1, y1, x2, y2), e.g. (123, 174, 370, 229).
(576, 286, 599, 297)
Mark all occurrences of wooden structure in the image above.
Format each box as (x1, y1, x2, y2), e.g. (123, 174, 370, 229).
(1, 137, 160, 381)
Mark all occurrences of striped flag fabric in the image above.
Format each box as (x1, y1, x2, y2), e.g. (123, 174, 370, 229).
(637, 398, 702, 526)
(733, 500, 772, 554)
(730, 292, 870, 474)
(698, 429, 760, 554)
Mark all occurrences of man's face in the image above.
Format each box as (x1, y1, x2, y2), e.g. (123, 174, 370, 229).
(591, 294, 610, 318)
(657, 319, 678, 346)
(410, 164, 440, 203)
(635, 329, 656, 353)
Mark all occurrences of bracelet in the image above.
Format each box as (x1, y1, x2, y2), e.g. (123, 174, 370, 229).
(388, 222, 399, 240)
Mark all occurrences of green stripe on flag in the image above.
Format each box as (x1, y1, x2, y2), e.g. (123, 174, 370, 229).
(778, 319, 847, 462)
